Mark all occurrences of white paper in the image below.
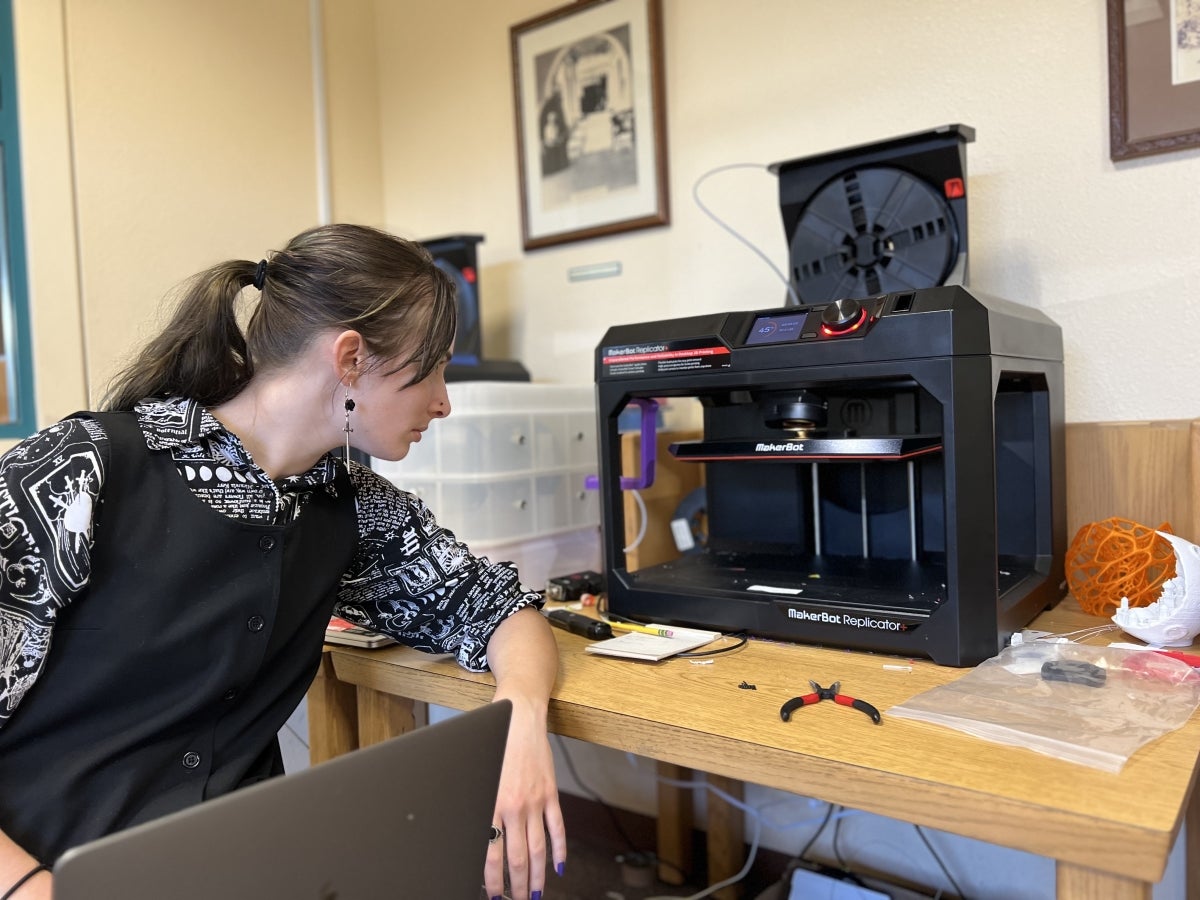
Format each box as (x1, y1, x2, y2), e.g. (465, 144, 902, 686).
(585, 626, 720, 661)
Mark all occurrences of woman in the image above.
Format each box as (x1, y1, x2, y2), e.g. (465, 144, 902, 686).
(0, 224, 565, 900)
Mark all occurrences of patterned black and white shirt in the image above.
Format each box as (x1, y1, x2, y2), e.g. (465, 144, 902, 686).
(0, 397, 541, 728)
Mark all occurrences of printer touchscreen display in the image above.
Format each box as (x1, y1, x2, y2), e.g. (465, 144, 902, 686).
(744, 312, 807, 345)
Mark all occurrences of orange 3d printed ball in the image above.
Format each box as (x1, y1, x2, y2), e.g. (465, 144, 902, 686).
(1066, 517, 1177, 617)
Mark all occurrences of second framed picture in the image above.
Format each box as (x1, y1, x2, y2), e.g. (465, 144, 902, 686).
(511, 0, 670, 250)
(1107, 0, 1200, 160)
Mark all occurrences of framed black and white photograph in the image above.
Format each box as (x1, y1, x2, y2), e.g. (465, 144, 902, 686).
(510, 0, 669, 250)
(1107, 0, 1200, 160)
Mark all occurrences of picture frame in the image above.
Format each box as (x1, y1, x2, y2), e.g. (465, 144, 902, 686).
(1107, 0, 1200, 161)
(510, 0, 669, 250)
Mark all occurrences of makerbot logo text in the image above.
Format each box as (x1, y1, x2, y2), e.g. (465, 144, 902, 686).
(787, 608, 904, 631)
(607, 344, 667, 357)
(756, 442, 805, 452)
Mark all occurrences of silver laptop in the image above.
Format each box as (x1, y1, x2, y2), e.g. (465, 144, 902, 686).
(54, 700, 512, 899)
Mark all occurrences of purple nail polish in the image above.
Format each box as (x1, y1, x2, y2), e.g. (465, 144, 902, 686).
(556, 861, 565, 876)
(532, 893, 542, 900)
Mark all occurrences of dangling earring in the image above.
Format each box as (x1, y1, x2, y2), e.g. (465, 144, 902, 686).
(343, 394, 356, 459)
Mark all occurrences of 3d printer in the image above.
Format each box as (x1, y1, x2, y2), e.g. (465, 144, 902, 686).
(594, 285, 1066, 666)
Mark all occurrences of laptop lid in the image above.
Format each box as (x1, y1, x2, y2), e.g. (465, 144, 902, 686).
(54, 700, 511, 900)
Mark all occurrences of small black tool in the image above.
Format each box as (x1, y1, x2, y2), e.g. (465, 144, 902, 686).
(546, 609, 613, 640)
(546, 570, 606, 602)
(1041, 659, 1106, 687)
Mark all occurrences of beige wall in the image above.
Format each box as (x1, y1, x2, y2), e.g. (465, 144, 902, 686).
(322, 0, 385, 225)
(10, 0, 386, 440)
(376, 0, 1200, 425)
(14, 0, 1197, 433)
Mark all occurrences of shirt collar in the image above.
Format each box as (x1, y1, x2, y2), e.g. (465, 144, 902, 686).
(133, 397, 341, 489)
(134, 396, 225, 450)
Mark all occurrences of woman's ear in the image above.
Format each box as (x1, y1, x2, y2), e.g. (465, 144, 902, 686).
(330, 330, 365, 386)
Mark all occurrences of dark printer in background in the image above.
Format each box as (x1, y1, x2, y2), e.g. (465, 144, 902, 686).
(420, 234, 529, 383)
(594, 287, 1066, 667)
(345, 236, 529, 468)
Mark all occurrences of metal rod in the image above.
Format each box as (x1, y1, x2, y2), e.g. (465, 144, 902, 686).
(860, 463, 869, 558)
(811, 463, 822, 556)
(907, 459, 917, 561)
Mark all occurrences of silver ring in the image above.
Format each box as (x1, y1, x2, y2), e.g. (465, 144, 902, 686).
(488, 825, 504, 844)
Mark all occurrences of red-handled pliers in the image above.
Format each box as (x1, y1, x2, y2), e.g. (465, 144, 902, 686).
(780, 680, 881, 725)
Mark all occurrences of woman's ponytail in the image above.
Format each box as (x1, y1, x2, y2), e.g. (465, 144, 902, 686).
(101, 260, 257, 411)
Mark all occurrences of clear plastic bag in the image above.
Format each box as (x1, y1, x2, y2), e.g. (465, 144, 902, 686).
(889, 641, 1200, 772)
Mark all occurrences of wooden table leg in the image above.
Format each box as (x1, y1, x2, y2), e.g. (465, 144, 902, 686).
(1186, 782, 1199, 900)
(706, 773, 745, 900)
(356, 685, 425, 747)
(307, 650, 360, 764)
(1056, 863, 1151, 899)
(655, 762, 694, 885)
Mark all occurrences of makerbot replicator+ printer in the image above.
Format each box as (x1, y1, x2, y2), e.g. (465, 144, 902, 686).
(594, 127, 1066, 667)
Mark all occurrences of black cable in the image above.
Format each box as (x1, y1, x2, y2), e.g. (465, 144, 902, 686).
(796, 802, 835, 865)
(831, 808, 848, 869)
(552, 734, 637, 848)
(825, 812, 877, 890)
(677, 632, 749, 658)
(282, 721, 308, 749)
(778, 808, 961, 899)
(551, 734, 688, 881)
(771, 801, 837, 893)
(914, 825, 967, 899)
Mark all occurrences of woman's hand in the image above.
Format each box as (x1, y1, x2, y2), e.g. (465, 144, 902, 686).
(483, 607, 566, 900)
(484, 694, 565, 900)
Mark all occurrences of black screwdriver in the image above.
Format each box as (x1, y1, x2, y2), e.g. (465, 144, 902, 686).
(545, 609, 613, 640)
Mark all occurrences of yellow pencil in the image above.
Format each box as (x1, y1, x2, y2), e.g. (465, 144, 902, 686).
(608, 620, 675, 638)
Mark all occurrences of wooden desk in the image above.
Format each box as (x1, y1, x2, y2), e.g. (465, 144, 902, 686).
(309, 599, 1200, 900)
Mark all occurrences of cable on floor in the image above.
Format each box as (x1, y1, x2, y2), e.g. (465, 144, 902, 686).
(914, 825, 967, 899)
(552, 734, 688, 882)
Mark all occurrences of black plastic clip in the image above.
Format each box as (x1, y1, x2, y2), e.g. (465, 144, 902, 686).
(1041, 659, 1106, 687)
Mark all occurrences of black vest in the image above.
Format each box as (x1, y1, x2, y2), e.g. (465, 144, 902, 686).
(0, 411, 357, 861)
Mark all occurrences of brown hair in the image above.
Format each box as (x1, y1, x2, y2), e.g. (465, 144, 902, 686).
(102, 224, 457, 411)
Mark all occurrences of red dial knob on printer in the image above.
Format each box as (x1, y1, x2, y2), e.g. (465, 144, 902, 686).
(820, 298, 868, 335)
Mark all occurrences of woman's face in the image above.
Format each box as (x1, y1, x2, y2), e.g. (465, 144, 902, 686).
(348, 355, 451, 462)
